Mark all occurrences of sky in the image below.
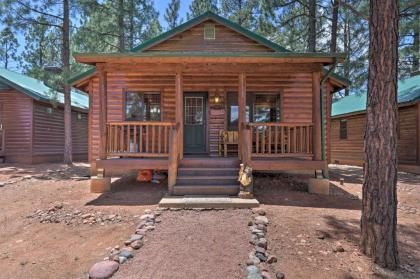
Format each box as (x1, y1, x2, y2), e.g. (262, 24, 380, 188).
(2, 0, 194, 71)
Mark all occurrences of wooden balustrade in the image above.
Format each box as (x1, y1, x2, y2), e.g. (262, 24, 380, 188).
(106, 122, 176, 158)
(248, 123, 313, 157)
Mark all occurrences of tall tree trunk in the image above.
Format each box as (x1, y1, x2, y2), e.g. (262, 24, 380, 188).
(361, 0, 399, 270)
(413, 28, 419, 73)
(62, 0, 72, 164)
(308, 0, 316, 52)
(128, 0, 134, 49)
(343, 17, 350, 96)
(330, 0, 339, 53)
(118, 0, 125, 52)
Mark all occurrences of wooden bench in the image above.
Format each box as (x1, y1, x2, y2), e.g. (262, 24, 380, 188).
(219, 130, 239, 157)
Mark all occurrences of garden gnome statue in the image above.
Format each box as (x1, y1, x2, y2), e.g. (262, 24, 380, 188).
(238, 163, 253, 198)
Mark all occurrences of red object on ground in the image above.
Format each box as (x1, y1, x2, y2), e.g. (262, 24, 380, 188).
(137, 170, 152, 182)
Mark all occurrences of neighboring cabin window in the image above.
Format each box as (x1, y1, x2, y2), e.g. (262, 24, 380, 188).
(339, 119, 347, 140)
(125, 92, 161, 121)
(204, 23, 215, 40)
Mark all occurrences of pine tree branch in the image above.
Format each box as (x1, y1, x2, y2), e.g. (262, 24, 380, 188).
(15, 0, 64, 21)
(337, 0, 368, 20)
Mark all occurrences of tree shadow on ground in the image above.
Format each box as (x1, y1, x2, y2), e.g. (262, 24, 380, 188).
(323, 215, 420, 277)
(86, 175, 167, 206)
(254, 173, 361, 210)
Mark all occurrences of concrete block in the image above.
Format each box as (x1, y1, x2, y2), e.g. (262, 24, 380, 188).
(90, 176, 111, 193)
(308, 178, 330, 195)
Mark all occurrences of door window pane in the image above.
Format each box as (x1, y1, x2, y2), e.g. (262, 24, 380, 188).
(185, 97, 204, 125)
(126, 92, 161, 121)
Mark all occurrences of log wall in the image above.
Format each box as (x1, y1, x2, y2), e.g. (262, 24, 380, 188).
(88, 70, 330, 162)
(0, 89, 33, 163)
(330, 104, 419, 166)
(146, 20, 273, 52)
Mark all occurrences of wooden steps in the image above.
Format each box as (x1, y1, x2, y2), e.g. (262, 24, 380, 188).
(173, 158, 240, 196)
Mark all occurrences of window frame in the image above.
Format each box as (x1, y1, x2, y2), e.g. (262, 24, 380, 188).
(124, 91, 162, 122)
(226, 92, 282, 131)
(339, 119, 348, 140)
(203, 23, 216, 40)
(252, 92, 281, 123)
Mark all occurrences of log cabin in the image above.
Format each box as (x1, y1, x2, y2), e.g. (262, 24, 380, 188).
(0, 68, 89, 164)
(330, 73, 420, 174)
(70, 12, 348, 195)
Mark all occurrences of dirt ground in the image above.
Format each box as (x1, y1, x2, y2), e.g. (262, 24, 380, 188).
(0, 163, 166, 279)
(114, 210, 251, 279)
(0, 163, 419, 279)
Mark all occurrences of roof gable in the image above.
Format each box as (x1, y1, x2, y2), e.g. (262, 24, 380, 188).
(133, 11, 289, 53)
(332, 74, 420, 117)
(0, 68, 89, 110)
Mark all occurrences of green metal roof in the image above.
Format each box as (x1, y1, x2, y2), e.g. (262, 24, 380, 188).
(0, 67, 89, 110)
(332, 74, 420, 117)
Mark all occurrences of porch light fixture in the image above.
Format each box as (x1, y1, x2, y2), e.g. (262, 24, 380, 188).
(212, 93, 223, 104)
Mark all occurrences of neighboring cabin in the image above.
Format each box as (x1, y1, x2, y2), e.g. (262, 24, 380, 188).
(330, 74, 420, 173)
(0, 68, 89, 164)
(71, 12, 348, 195)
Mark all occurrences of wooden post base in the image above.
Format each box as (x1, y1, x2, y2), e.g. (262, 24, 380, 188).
(308, 178, 330, 195)
(90, 176, 111, 193)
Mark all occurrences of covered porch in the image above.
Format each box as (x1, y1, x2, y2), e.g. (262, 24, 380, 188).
(88, 61, 330, 187)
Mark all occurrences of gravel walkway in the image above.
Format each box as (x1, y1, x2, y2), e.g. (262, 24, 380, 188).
(114, 209, 252, 279)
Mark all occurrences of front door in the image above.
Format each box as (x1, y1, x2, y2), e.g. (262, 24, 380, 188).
(184, 93, 207, 154)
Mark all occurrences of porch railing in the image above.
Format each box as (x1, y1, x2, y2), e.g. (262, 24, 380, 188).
(248, 122, 313, 158)
(106, 122, 176, 158)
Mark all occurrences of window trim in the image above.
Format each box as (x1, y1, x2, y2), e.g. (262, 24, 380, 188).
(226, 91, 282, 131)
(124, 91, 162, 122)
(204, 23, 216, 40)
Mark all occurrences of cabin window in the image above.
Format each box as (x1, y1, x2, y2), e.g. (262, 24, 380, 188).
(46, 107, 53, 114)
(125, 92, 161, 121)
(339, 119, 347, 140)
(77, 112, 83, 120)
(253, 94, 281, 123)
(204, 23, 215, 40)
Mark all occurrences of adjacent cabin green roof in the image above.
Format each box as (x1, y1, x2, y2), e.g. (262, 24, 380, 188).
(0, 67, 89, 110)
(69, 11, 348, 86)
(332, 74, 420, 117)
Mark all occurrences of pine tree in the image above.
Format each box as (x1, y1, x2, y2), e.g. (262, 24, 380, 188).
(21, 15, 61, 83)
(361, 0, 399, 269)
(0, 26, 19, 69)
(73, 0, 161, 53)
(187, 0, 218, 20)
(220, 0, 257, 28)
(164, 0, 182, 30)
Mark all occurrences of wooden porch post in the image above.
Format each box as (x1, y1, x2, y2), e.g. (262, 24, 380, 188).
(312, 71, 322, 162)
(175, 71, 183, 160)
(238, 72, 246, 161)
(98, 67, 107, 160)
